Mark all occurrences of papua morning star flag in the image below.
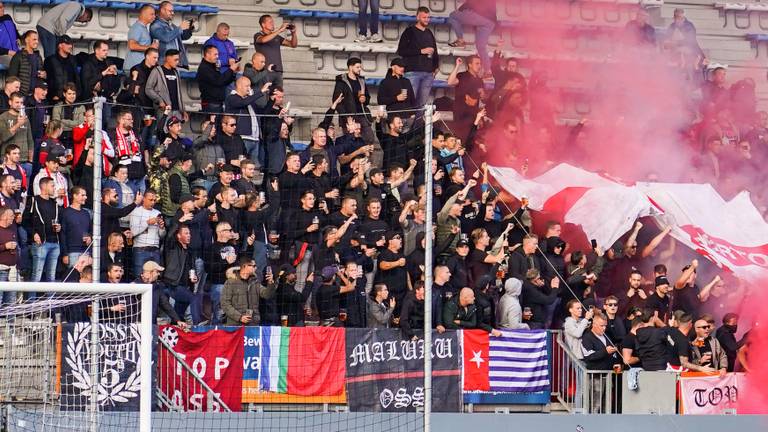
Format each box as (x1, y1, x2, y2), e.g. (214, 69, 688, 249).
(463, 329, 550, 392)
(259, 326, 345, 396)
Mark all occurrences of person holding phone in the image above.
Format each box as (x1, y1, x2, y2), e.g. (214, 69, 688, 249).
(150, 1, 193, 69)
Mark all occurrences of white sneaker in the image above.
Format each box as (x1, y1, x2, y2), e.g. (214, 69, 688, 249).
(368, 33, 383, 43)
(354, 34, 369, 43)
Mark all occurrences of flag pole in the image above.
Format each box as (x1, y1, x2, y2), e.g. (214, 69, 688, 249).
(423, 104, 434, 432)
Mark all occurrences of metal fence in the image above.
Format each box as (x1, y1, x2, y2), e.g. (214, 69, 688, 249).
(551, 331, 620, 414)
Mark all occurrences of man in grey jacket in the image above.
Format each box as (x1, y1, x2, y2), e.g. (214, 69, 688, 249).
(145, 49, 187, 121)
(497, 278, 529, 329)
(220, 256, 276, 326)
(36, 1, 92, 58)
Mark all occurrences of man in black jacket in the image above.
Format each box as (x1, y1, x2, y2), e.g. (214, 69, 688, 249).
(715, 313, 747, 372)
(197, 45, 238, 113)
(43, 35, 79, 103)
(123, 48, 159, 140)
(331, 57, 382, 167)
(26, 177, 61, 287)
(377, 58, 416, 115)
(581, 313, 620, 370)
(224, 76, 271, 167)
(81, 40, 120, 100)
(508, 234, 540, 280)
(163, 223, 199, 322)
(521, 268, 559, 329)
(100, 187, 140, 243)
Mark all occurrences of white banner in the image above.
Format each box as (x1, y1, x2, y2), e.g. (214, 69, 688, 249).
(489, 164, 768, 282)
(680, 373, 741, 415)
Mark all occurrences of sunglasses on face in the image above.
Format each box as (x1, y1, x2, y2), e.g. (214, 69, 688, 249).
(696, 325, 712, 329)
(605, 303, 618, 307)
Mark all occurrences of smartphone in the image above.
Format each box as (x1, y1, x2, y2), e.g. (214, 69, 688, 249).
(236, 57, 242, 63)
(591, 239, 597, 249)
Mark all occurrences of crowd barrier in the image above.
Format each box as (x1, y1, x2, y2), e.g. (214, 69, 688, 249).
(0, 323, 743, 414)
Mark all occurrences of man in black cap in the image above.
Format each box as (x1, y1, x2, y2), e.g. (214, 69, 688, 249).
(377, 57, 416, 115)
(208, 163, 236, 207)
(156, 112, 185, 162)
(646, 276, 672, 325)
(43, 35, 78, 103)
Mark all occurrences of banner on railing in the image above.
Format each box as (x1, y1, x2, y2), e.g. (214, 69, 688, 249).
(345, 328, 462, 412)
(241, 326, 346, 403)
(59, 323, 143, 412)
(154, 326, 552, 408)
(159, 326, 243, 412)
(680, 372, 742, 415)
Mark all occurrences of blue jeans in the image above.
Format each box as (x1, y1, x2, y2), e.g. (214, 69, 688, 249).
(127, 177, 146, 195)
(66, 252, 84, 269)
(448, 9, 495, 72)
(31, 242, 60, 290)
(405, 71, 435, 109)
(133, 248, 161, 280)
(358, 0, 380, 36)
(171, 285, 196, 323)
(0, 268, 16, 305)
(208, 283, 224, 325)
(36, 25, 57, 59)
(243, 139, 263, 169)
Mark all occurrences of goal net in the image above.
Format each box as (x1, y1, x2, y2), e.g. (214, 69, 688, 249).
(0, 282, 152, 432)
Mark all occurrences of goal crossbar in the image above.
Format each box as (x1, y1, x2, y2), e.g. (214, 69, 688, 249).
(0, 282, 153, 432)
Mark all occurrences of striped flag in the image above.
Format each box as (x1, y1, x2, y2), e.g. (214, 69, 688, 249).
(259, 326, 289, 393)
(258, 326, 346, 396)
(463, 329, 550, 393)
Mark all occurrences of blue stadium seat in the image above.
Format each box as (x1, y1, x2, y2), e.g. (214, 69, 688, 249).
(173, 4, 192, 12)
(746, 34, 768, 41)
(24, 0, 52, 5)
(51, 0, 69, 4)
(2, 0, 23, 4)
(0, 64, 7, 71)
(279, 9, 313, 19)
(83, 0, 108, 8)
(389, 14, 417, 23)
(179, 70, 197, 79)
(378, 14, 392, 22)
(339, 12, 359, 20)
(313, 11, 340, 19)
(365, 78, 383, 86)
(432, 80, 449, 89)
(192, 5, 219, 14)
(431, 16, 448, 25)
(108, 2, 137, 10)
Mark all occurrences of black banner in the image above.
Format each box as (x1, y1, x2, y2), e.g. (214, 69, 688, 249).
(60, 323, 143, 411)
(345, 328, 461, 412)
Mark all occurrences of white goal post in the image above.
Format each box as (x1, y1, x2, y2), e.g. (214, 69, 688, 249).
(0, 282, 153, 432)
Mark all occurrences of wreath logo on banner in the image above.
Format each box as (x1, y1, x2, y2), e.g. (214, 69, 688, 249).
(65, 322, 142, 406)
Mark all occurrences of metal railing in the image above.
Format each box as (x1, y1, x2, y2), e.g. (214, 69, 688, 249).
(551, 331, 620, 414)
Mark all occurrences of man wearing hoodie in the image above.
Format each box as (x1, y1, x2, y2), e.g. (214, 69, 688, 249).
(497, 278, 529, 329)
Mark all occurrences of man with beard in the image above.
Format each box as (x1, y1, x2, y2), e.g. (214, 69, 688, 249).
(109, 110, 146, 194)
(100, 187, 141, 243)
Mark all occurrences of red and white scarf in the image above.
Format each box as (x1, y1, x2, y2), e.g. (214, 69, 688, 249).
(115, 128, 139, 158)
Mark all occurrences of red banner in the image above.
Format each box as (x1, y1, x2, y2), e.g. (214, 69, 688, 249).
(159, 327, 244, 412)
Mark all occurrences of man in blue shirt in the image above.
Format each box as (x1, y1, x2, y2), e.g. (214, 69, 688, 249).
(204, 23, 238, 74)
(150, 1, 193, 69)
(124, 4, 159, 73)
